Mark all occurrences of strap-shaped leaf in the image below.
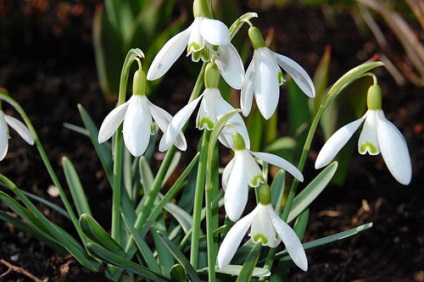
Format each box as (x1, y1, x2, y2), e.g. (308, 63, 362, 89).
(80, 213, 124, 256)
(236, 242, 262, 282)
(157, 231, 201, 282)
(287, 162, 338, 223)
(275, 222, 373, 259)
(63, 157, 92, 217)
(78, 104, 113, 183)
(86, 242, 170, 281)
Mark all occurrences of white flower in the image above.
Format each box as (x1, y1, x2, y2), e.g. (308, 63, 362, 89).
(222, 144, 304, 221)
(147, 17, 244, 89)
(158, 88, 249, 152)
(0, 111, 34, 161)
(217, 202, 308, 271)
(98, 95, 187, 157)
(315, 109, 412, 185)
(241, 26, 315, 119)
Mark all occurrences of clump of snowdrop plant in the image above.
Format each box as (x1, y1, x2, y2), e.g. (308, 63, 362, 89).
(0, 0, 413, 281)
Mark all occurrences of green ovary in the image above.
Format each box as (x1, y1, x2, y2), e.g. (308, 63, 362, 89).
(253, 233, 268, 245)
(360, 142, 378, 154)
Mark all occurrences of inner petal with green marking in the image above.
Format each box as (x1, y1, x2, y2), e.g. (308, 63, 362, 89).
(360, 141, 379, 155)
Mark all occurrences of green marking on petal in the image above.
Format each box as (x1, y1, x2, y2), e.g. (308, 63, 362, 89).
(188, 42, 202, 53)
(278, 71, 284, 85)
(252, 175, 265, 187)
(200, 48, 211, 62)
(360, 142, 378, 154)
(150, 123, 155, 135)
(253, 233, 268, 245)
(198, 117, 215, 130)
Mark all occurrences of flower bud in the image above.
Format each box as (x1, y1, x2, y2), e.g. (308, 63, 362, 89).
(258, 184, 271, 205)
(248, 26, 265, 50)
(133, 69, 146, 96)
(367, 84, 382, 110)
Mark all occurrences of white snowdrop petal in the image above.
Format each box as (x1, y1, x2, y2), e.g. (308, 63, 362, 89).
(376, 111, 412, 185)
(358, 110, 380, 155)
(200, 18, 231, 46)
(268, 206, 308, 271)
(251, 151, 304, 182)
(4, 115, 34, 145)
(250, 204, 279, 247)
(147, 28, 191, 81)
(0, 114, 9, 161)
(254, 49, 280, 120)
(98, 101, 129, 143)
(315, 116, 365, 169)
(241, 62, 254, 117)
(196, 89, 218, 130)
(275, 53, 315, 98)
(122, 96, 151, 157)
(225, 154, 249, 221)
(240, 150, 263, 187)
(148, 101, 187, 151)
(222, 157, 236, 191)
(159, 95, 203, 152)
(217, 207, 258, 269)
(215, 44, 244, 90)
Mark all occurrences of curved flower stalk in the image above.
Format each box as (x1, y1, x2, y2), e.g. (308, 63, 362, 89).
(223, 132, 304, 221)
(0, 110, 34, 161)
(241, 26, 315, 119)
(217, 184, 307, 271)
(159, 62, 249, 152)
(146, 7, 244, 89)
(98, 69, 187, 157)
(315, 84, 412, 185)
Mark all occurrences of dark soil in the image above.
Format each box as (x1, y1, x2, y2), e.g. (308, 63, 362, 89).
(0, 1, 423, 281)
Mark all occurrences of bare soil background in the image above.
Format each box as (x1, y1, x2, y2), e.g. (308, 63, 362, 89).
(0, 1, 423, 281)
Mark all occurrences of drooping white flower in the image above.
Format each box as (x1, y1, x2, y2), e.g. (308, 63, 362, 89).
(98, 94, 187, 157)
(146, 17, 244, 89)
(158, 88, 249, 152)
(223, 132, 304, 221)
(315, 85, 412, 185)
(241, 26, 315, 119)
(0, 111, 34, 161)
(217, 198, 308, 271)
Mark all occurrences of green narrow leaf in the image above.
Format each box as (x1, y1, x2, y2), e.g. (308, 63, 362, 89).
(80, 213, 124, 256)
(0, 176, 99, 271)
(78, 104, 113, 183)
(23, 191, 69, 219)
(164, 202, 193, 235)
(0, 211, 68, 255)
(276, 222, 373, 259)
(86, 242, 170, 281)
(270, 170, 285, 210)
(157, 231, 201, 282)
(63, 157, 92, 217)
(121, 214, 161, 274)
(236, 242, 262, 282)
(287, 162, 338, 223)
(139, 156, 155, 194)
(293, 208, 309, 241)
(152, 228, 174, 273)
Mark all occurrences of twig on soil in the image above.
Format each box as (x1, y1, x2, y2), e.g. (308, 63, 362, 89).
(0, 259, 47, 282)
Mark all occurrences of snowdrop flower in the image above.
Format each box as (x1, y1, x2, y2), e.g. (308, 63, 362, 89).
(146, 3, 244, 89)
(315, 84, 412, 185)
(0, 110, 34, 161)
(217, 184, 308, 271)
(159, 62, 248, 152)
(223, 132, 303, 221)
(241, 26, 315, 119)
(98, 69, 186, 157)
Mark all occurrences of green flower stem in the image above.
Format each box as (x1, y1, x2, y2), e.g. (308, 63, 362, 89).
(260, 61, 384, 276)
(190, 130, 211, 268)
(111, 49, 144, 245)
